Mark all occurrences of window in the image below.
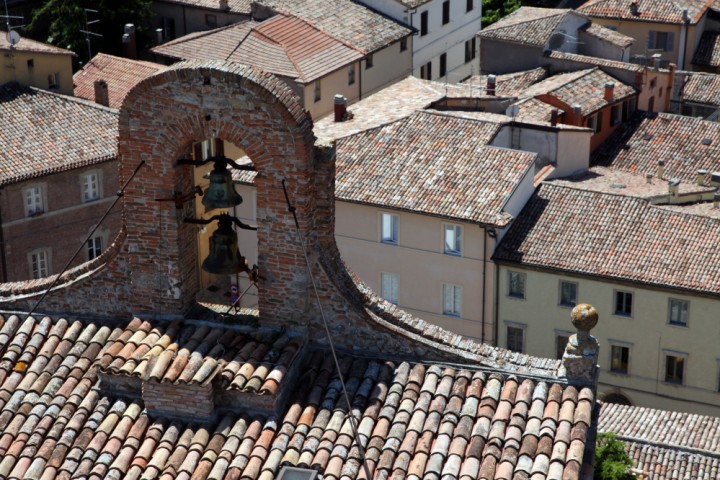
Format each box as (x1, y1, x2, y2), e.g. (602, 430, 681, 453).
(442, 1, 450, 24)
(380, 213, 399, 245)
(595, 111, 603, 133)
(47, 73, 60, 90)
(87, 236, 103, 260)
(24, 185, 44, 217)
(443, 224, 462, 255)
(610, 345, 629, 374)
(29, 249, 50, 279)
(467, 0, 474, 11)
(439, 53, 447, 78)
(348, 64, 355, 85)
(614, 290, 633, 316)
(443, 284, 462, 316)
(508, 271, 526, 299)
(556, 334, 570, 359)
(420, 11, 428, 36)
(611, 105, 621, 126)
(314, 80, 321, 102)
(400, 38, 407, 52)
(365, 54, 373, 69)
(587, 115, 597, 132)
(559, 281, 577, 307)
(506, 325, 525, 352)
(205, 14, 217, 28)
(664, 353, 685, 384)
(380, 272, 399, 305)
(464, 38, 476, 63)
(420, 61, 432, 80)
(622, 97, 636, 121)
(668, 299, 689, 326)
(27, 59, 34, 69)
(649, 31, 674, 52)
(82, 172, 100, 202)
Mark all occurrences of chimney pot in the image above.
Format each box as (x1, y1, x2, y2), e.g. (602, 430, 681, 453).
(630, 0, 639, 15)
(711, 172, 720, 187)
(122, 23, 137, 59)
(93, 79, 109, 107)
(652, 53, 662, 70)
(646, 172, 653, 184)
(668, 178, 680, 195)
(334, 94, 347, 122)
(657, 159, 665, 178)
(604, 82, 615, 102)
(550, 108, 559, 127)
(487, 74, 496, 96)
(697, 169, 708, 185)
(572, 104, 583, 127)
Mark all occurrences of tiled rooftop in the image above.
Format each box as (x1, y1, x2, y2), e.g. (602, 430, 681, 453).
(0, 313, 595, 479)
(520, 68, 637, 116)
(256, 0, 412, 54)
(577, 0, 713, 24)
(478, 7, 575, 47)
(592, 112, 720, 184)
(456, 68, 549, 97)
(692, 31, 720, 68)
(677, 71, 720, 106)
(73, 53, 168, 109)
(545, 50, 645, 73)
(512, 97, 560, 123)
(0, 83, 118, 187)
(494, 181, 720, 295)
(581, 23, 634, 47)
(599, 402, 720, 478)
(155, 0, 252, 13)
(0, 30, 75, 55)
(335, 110, 536, 226)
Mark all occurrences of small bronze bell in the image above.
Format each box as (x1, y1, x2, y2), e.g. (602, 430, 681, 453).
(202, 160, 243, 211)
(202, 214, 248, 274)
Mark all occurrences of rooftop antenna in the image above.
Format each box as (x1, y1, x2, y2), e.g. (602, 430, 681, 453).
(80, 8, 102, 60)
(2, 0, 25, 45)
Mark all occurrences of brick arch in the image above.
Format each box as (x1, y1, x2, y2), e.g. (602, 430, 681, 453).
(117, 61, 324, 318)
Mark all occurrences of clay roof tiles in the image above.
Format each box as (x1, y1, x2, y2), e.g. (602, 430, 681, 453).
(457, 67, 550, 97)
(0, 83, 118, 187)
(577, 0, 714, 24)
(478, 7, 578, 47)
(155, 0, 252, 13)
(0, 30, 75, 55)
(545, 50, 645, 73)
(0, 313, 594, 479)
(677, 71, 720, 106)
(581, 22, 635, 47)
(692, 31, 720, 67)
(73, 53, 169, 109)
(334, 110, 537, 225)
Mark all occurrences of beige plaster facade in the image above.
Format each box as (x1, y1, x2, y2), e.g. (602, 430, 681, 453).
(359, 39, 414, 98)
(301, 63, 361, 120)
(0, 49, 74, 96)
(496, 264, 720, 416)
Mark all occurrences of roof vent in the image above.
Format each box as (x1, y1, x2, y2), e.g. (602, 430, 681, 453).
(657, 159, 665, 179)
(702, 138, 712, 146)
(610, 183, 626, 189)
(668, 178, 680, 195)
(277, 467, 318, 480)
(645, 172, 653, 184)
(643, 133, 653, 141)
(697, 169, 708, 185)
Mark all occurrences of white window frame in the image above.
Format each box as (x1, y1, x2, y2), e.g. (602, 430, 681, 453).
(443, 224, 462, 256)
(663, 350, 687, 384)
(614, 289, 633, 317)
(668, 298, 689, 326)
(609, 340, 632, 375)
(47, 73, 60, 90)
(559, 280, 577, 307)
(87, 235, 103, 260)
(505, 321, 526, 353)
(380, 212, 399, 245)
(380, 272, 399, 305)
(442, 283, 462, 317)
(23, 184, 46, 217)
(507, 270, 526, 299)
(28, 248, 51, 279)
(81, 170, 102, 203)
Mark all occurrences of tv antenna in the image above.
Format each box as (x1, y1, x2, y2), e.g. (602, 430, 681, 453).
(2, 0, 25, 46)
(80, 8, 102, 60)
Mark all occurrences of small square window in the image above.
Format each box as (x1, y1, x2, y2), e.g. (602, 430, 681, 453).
(381, 213, 399, 245)
(442, 1, 450, 24)
(508, 271, 526, 299)
(400, 38, 407, 52)
(87, 236, 103, 260)
(610, 345, 629, 374)
(665, 353, 685, 384)
(614, 290, 633, 316)
(380, 272, 399, 305)
(668, 299, 689, 326)
(443, 283, 462, 316)
(556, 334, 570, 359)
(467, 0, 474, 12)
(444, 224, 462, 255)
(506, 325, 525, 352)
(348, 64, 355, 85)
(559, 281, 577, 307)
(27, 59, 34, 68)
(24, 185, 44, 217)
(82, 172, 100, 202)
(29, 249, 50, 279)
(420, 11, 428, 36)
(47, 73, 60, 90)
(314, 80, 321, 102)
(366, 54, 374, 69)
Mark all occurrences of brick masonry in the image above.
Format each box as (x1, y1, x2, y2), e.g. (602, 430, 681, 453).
(142, 380, 215, 421)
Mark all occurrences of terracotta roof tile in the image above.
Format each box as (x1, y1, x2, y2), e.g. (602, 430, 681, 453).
(478, 7, 576, 47)
(582, 22, 635, 47)
(677, 71, 720, 106)
(73, 53, 168, 109)
(156, 0, 251, 14)
(0, 30, 75, 55)
(545, 50, 644, 73)
(334, 110, 536, 225)
(0, 83, 118, 186)
(692, 31, 720, 67)
(578, 0, 714, 23)
(457, 67, 550, 97)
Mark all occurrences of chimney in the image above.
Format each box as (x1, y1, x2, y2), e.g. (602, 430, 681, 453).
(646, 172, 653, 184)
(220, 0, 229, 10)
(630, 0, 639, 15)
(657, 159, 665, 178)
(714, 192, 720, 208)
(711, 172, 720, 188)
(156, 28, 164, 45)
(572, 104, 583, 126)
(604, 82, 615, 102)
(122, 24, 137, 59)
(94, 79, 109, 107)
(559, 304, 599, 385)
(652, 53, 662, 70)
(550, 108, 559, 127)
(487, 74, 496, 96)
(334, 94, 347, 122)
(697, 169, 708, 185)
(682, 8, 689, 22)
(668, 178, 680, 196)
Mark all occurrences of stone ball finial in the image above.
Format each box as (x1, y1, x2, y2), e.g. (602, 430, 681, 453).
(571, 303, 598, 332)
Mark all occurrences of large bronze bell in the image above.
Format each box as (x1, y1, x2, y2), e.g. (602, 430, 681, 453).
(202, 215, 248, 274)
(202, 162, 243, 211)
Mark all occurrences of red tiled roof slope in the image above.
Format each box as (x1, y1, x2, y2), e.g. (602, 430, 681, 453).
(478, 8, 576, 47)
(156, 0, 252, 14)
(582, 23, 634, 47)
(458, 68, 550, 97)
(335, 110, 536, 225)
(545, 50, 644, 73)
(692, 31, 720, 67)
(593, 112, 720, 184)
(0, 30, 75, 55)
(0, 314, 594, 479)
(678, 72, 720, 106)
(73, 53, 168, 109)
(578, 0, 713, 24)
(493, 183, 720, 295)
(0, 83, 118, 186)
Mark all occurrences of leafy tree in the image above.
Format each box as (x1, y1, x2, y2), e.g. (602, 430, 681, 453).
(594, 433, 637, 480)
(482, 0, 523, 27)
(28, 0, 153, 64)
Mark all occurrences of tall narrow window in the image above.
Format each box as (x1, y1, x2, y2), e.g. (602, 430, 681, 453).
(559, 281, 577, 307)
(614, 290, 633, 316)
(30, 249, 50, 279)
(508, 271, 526, 298)
(665, 354, 685, 384)
(465, 38, 476, 62)
(87, 236, 103, 260)
(556, 335, 569, 359)
(442, 1, 450, 24)
(467, 0, 474, 11)
(24, 186, 44, 217)
(420, 11, 429, 36)
(348, 64, 355, 85)
(366, 54, 374, 69)
(443, 283, 462, 316)
(381, 213, 399, 245)
(314, 80, 321, 102)
(400, 38, 408, 52)
(506, 325, 525, 353)
(420, 61, 432, 80)
(82, 172, 100, 202)
(668, 299, 689, 326)
(443, 224, 462, 255)
(610, 345, 630, 374)
(380, 272, 399, 305)
(439, 53, 447, 78)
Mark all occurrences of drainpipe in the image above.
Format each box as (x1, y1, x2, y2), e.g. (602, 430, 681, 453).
(0, 189, 7, 282)
(678, 9, 689, 70)
(481, 226, 486, 344)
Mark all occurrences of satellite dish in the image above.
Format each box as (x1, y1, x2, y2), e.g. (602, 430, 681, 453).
(548, 32, 566, 50)
(6, 30, 21, 47)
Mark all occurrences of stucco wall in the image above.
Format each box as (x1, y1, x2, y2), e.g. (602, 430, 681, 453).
(302, 63, 361, 120)
(360, 40, 413, 98)
(0, 51, 74, 95)
(480, 39, 544, 74)
(150, 2, 248, 39)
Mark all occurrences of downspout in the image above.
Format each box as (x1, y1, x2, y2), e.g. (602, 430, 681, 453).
(494, 256, 500, 346)
(481, 226, 486, 344)
(183, 6, 188, 37)
(358, 60, 363, 100)
(678, 9, 689, 70)
(0, 189, 7, 282)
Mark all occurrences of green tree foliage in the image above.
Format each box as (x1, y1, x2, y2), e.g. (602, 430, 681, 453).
(594, 433, 637, 480)
(28, 0, 153, 63)
(482, 0, 566, 27)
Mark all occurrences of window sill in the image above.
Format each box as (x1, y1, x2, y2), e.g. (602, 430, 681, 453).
(444, 250, 461, 257)
(380, 240, 398, 246)
(668, 322, 688, 328)
(613, 312, 632, 318)
(443, 312, 460, 317)
(558, 302, 576, 309)
(508, 294, 526, 300)
(28, 211, 44, 218)
(608, 370, 629, 376)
